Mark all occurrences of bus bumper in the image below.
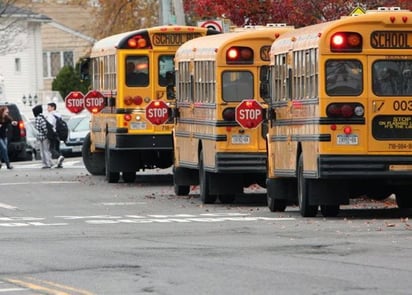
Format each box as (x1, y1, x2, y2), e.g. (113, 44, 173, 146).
(319, 155, 412, 178)
(214, 152, 266, 173)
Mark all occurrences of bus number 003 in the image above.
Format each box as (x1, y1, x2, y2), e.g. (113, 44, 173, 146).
(393, 100, 412, 111)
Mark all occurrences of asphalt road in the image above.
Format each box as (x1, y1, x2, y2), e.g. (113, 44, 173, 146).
(0, 158, 411, 295)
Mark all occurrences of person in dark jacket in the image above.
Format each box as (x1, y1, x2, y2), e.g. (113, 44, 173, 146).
(0, 106, 17, 169)
(32, 104, 54, 168)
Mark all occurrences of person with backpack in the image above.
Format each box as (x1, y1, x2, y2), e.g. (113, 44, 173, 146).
(32, 104, 55, 169)
(46, 102, 65, 168)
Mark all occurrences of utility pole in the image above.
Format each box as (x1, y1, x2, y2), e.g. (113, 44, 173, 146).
(159, 0, 185, 25)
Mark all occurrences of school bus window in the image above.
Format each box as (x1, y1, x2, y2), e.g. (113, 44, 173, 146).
(222, 71, 253, 102)
(104, 55, 116, 89)
(272, 54, 288, 101)
(158, 55, 174, 86)
(326, 60, 362, 96)
(372, 60, 412, 96)
(125, 56, 149, 87)
(91, 59, 99, 89)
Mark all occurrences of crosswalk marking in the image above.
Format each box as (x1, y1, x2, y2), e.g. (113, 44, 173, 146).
(0, 213, 295, 227)
(12, 159, 84, 169)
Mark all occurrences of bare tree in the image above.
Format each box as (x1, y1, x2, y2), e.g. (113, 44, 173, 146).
(0, 0, 29, 55)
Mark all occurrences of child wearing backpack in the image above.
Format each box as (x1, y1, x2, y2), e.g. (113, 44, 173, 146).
(46, 102, 65, 168)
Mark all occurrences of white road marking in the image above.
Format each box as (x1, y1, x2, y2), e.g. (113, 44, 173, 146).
(13, 160, 83, 169)
(101, 202, 146, 206)
(0, 288, 28, 292)
(0, 213, 295, 227)
(0, 181, 78, 186)
(0, 203, 17, 210)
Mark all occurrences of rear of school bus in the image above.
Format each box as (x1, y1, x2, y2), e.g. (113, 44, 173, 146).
(82, 26, 218, 183)
(172, 26, 293, 204)
(266, 7, 412, 217)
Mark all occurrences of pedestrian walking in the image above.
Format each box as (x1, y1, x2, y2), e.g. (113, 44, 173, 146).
(46, 102, 64, 167)
(32, 104, 54, 169)
(0, 106, 17, 169)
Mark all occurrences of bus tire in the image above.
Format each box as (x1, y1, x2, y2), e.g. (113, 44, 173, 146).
(105, 137, 120, 183)
(82, 133, 105, 175)
(320, 205, 340, 217)
(219, 194, 235, 204)
(267, 195, 287, 212)
(297, 154, 318, 217)
(122, 172, 136, 183)
(395, 189, 412, 209)
(174, 184, 190, 196)
(199, 150, 217, 204)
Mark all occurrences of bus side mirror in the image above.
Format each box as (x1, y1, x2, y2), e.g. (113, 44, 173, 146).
(108, 96, 115, 107)
(166, 70, 176, 100)
(80, 58, 90, 81)
(166, 70, 175, 86)
(166, 85, 175, 100)
(170, 107, 180, 119)
(260, 66, 270, 102)
(260, 81, 270, 101)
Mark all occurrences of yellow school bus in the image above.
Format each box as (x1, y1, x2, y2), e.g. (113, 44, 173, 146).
(81, 25, 220, 183)
(172, 25, 293, 203)
(265, 7, 412, 217)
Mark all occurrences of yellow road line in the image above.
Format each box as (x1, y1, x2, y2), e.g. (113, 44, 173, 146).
(5, 277, 94, 295)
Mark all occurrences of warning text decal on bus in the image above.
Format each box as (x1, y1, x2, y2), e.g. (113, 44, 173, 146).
(152, 33, 203, 46)
(371, 31, 412, 49)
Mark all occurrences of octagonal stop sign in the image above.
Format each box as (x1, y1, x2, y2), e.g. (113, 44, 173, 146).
(235, 99, 264, 129)
(65, 91, 85, 114)
(84, 90, 105, 113)
(146, 100, 169, 125)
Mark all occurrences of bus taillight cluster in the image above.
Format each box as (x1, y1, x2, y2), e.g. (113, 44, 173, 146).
(330, 32, 362, 52)
(222, 107, 236, 121)
(124, 96, 143, 106)
(121, 32, 152, 49)
(226, 46, 254, 64)
(326, 103, 364, 118)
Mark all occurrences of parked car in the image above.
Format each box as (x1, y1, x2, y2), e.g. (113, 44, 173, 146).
(0, 102, 31, 161)
(60, 114, 90, 157)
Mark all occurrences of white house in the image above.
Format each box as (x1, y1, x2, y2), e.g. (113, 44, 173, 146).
(0, 4, 50, 114)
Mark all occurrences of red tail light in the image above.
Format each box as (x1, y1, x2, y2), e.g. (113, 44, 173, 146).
(133, 96, 143, 105)
(124, 96, 133, 105)
(222, 108, 235, 121)
(18, 120, 26, 137)
(330, 32, 362, 52)
(226, 47, 254, 64)
(124, 114, 132, 121)
(326, 103, 364, 118)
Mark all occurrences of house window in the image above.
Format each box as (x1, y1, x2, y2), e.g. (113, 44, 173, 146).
(15, 58, 21, 73)
(42, 51, 74, 78)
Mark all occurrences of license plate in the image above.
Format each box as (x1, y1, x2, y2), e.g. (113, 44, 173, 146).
(72, 145, 82, 152)
(337, 134, 358, 145)
(130, 122, 147, 130)
(232, 134, 250, 144)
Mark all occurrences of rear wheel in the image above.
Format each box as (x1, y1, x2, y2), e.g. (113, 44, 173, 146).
(219, 194, 235, 204)
(267, 195, 287, 212)
(174, 184, 190, 196)
(395, 189, 412, 209)
(199, 150, 217, 204)
(320, 205, 340, 217)
(82, 133, 105, 175)
(105, 137, 119, 183)
(297, 154, 318, 217)
(122, 172, 136, 183)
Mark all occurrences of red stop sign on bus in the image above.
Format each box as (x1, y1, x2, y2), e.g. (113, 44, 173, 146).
(235, 99, 264, 129)
(84, 90, 105, 113)
(146, 100, 169, 125)
(65, 91, 85, 114)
